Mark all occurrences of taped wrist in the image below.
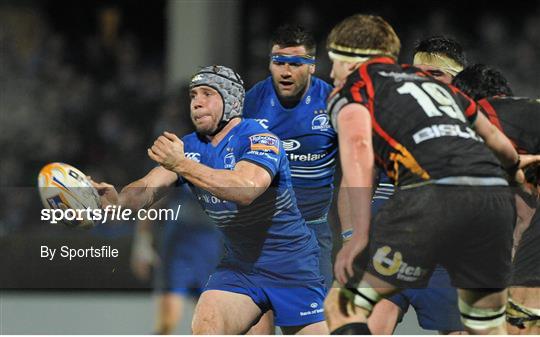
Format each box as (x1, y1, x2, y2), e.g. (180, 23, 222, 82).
(505, 156, 521, 178)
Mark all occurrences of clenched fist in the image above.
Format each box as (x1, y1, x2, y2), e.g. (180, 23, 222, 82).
(147, 131, 185, 171)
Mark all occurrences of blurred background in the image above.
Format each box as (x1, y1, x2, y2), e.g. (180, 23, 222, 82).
(1, 0, 539, 334)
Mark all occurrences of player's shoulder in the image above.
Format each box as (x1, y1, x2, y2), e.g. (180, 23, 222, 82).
(244, 77, 273, 117)
(239, 118, 280, 138)
(237, 119, 282, 155)
(246, 77, 273, 99)
(181, 131, 201, 144)
(310, 76, 333, 95)
(366, 60, 427, 85)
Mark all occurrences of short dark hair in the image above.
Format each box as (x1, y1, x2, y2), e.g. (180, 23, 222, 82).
(414, 36, 467, 67)
(270, 24, 316, 55)
(452, 64, 513, 100)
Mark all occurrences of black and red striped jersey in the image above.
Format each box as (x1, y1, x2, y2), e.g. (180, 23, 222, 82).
(327, 57, 504, 187)
(478, 96, 540, 155)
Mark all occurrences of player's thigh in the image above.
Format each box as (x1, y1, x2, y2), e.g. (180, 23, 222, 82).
(281, 321, 328, 335)
(192, 289, 262, 334)
(368, 299, 402, 335)
(443, 186, 514, 290)
(247, 310, 275, 335)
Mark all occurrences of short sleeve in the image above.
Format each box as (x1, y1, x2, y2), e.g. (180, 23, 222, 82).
(238, 132, 281, 179)
(327, 73, 370, 131)
(450, 86, 478, 124)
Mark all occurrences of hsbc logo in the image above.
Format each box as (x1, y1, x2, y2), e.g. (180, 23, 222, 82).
(185, 152, 201, 162)
(282, 139, 301, 152)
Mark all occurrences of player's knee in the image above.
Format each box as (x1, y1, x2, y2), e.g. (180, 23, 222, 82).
(458, 298, 506, 332)
(343, 283, 383, 316)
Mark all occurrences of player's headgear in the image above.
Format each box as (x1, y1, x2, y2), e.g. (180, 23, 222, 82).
(413, 36, 466, 77)
(190, 65, 245, 129)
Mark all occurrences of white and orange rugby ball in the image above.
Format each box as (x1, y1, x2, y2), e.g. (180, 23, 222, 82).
(38, 162, 100, 228)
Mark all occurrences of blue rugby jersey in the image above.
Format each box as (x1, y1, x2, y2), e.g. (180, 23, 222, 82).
(244, 76, 337, 220)
(178, 119, 317, 266)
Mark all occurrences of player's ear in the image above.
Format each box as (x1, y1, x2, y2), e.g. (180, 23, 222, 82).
(309, 64, 316, 74)
(348, 62, 361, 72)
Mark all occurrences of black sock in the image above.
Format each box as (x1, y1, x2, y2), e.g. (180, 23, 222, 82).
(331, 322, 371, 335)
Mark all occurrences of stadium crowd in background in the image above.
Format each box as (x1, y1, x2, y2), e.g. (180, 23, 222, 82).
(0, 5, 165, 233)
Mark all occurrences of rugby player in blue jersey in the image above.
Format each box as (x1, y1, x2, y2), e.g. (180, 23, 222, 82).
(244, 24, 337, 292)
(91, 65, 328, 334)
(244, 26, 336, 334)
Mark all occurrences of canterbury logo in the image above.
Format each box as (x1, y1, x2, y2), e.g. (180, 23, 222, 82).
(185, 152, 201, 162)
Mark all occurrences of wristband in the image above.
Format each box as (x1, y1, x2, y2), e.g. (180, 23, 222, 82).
(341, 229, 354, 241)
(506, 156, 521, 177)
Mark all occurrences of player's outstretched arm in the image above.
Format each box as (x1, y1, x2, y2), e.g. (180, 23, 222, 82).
(334, 103, 374, 284)
(148, 131, 271, 206)
(473, 112, 540, 183)
(91, 166, 177, 211)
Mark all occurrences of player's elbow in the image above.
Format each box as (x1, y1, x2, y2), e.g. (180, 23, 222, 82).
(234, 179, 264, 206)
(235, 196, 255, 207)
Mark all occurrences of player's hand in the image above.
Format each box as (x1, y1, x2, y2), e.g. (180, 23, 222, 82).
(519, 154, 540, 168)
(130, 231, 160, 281)
(87, 176, 119, 208)
(148, 131, 185, 172)
(334, 236, 368, 285)
(513, 154, 540, 184)
(513, 154, 540, 195)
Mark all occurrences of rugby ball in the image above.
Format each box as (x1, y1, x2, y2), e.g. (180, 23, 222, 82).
(38, 162, 100, 228)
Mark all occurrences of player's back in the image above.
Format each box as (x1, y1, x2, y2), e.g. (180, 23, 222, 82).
(180, 119, 318, 269)
(478, 96, 540, 154)
(329, 57, 505, 187)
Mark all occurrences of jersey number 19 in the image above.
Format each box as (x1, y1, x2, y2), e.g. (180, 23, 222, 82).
(397, 82, 466, 123)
